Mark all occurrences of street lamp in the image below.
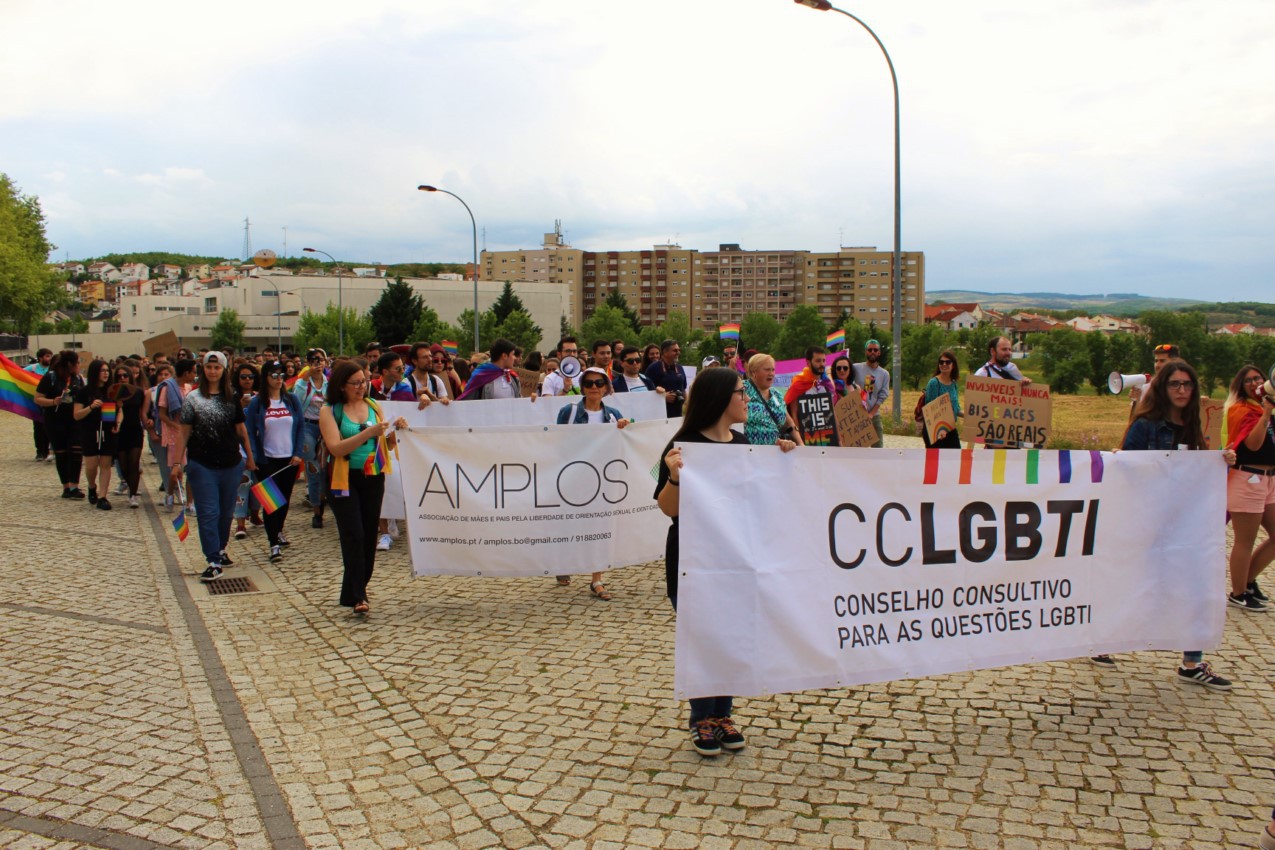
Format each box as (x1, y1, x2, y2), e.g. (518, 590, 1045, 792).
(417, 185, 480, 354)
(793, 0, 903, 425)
(302, 248, 343, 356)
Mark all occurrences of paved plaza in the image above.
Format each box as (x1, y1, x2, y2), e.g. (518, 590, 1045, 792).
(0, 415, 1271, 850)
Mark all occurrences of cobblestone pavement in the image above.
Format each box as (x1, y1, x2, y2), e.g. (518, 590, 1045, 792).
(1, 416, 1271, 849)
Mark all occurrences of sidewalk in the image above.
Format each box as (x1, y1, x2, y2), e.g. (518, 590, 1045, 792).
(0, 414, 1270, 850)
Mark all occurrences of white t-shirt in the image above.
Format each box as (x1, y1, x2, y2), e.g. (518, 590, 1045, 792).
(622, 375, 649, 392)
(263, 398, 294, 458)
(585, 407, 605, 424)
(541, 370, 572, 396)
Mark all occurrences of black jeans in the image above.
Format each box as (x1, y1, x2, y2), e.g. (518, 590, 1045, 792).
(33, 420, 49, 458)
(256, 457, 298, 546)
(328, 471, 385, 607)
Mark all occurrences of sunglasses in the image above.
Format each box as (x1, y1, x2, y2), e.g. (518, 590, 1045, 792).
(239, 373, 255, 380)
(267, 372, 284, 379)
(580, 378, 609, 389)
(939, 359, 954, 365)
(623, 357, 642, 364)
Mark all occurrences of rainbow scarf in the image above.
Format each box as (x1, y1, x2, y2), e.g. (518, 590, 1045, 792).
(783, 366, 835, 406)
(329, 401, 392, 496)
(0, 354, 41, 421)
(456, 362, 512, 400)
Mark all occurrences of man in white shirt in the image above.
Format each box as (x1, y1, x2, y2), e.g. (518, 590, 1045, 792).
(540, 336, 581, 397)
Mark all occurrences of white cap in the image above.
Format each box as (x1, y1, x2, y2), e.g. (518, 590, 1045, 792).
(204, 351, 229, 369)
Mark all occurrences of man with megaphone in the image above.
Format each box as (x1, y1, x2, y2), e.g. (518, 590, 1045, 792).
(541, 336, 582, 398)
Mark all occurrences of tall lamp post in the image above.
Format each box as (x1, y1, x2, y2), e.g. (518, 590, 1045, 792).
(302, 248, 343, 356)
(417, 185, 480, 354)
(793, 0, 903, 425)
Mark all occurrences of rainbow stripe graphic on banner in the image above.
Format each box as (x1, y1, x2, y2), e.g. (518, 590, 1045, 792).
(171, 510, 190, 541)
(250, 476, 287, 515)
(719, 323, 740, 341)
(826, 329, 846, 350)
(99, 402, 117, 423)
(440, 340, 459, 356)
(923, 449, 1106, 485)
(0, 353, 41, 422)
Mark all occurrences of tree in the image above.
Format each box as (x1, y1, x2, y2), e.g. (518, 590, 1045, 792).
(209, 308, 246, 352)
(490, 281, 526, 324)
(1104, 332, 1142, 377)
(410, 305, 448, 346)
(1030, 327, 1088, 394)
(580, 305, 640, 352)
(899, 322, 950, 390)
(368, 276, 424, 346)
(0, 173, 63, 334)
(604, 289, 642, 334)
(963, 321, 1004, 375)
(1084, 331, 1109, 392)
(559, 314, 576, 341)
(773, 305, 826, 360)
(1137, 310, 1208, 370)
(1197, 333, 1241, 396)
(494, 309, 543, 353)
(449, 309, 500, 358)
(293, 304, 375, 356)
(740, 312, 781, 355)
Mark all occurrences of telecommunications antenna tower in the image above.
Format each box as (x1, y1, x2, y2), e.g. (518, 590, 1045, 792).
(242, 217, 253, 261)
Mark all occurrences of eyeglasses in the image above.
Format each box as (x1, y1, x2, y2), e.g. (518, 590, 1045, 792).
(1243, 376, 1264, 385)
(1166, 380, 1195, 391)
(580, 378, 608, 389)
(866, 348, 880, 354)
(346, 379, 367, 388)
(732, 387, 747, 399)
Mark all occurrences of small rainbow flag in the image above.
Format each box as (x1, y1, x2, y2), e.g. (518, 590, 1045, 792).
(440, 340, 459, 356)
(0, 353, 41, 422)
(99, 401, 118, 423)
(171, 510, 190, 542)
(250, 476, 287, 515)
(363, 437, 389, 475)
(285, 365, 309, 391)
(826, 329, 846, 350)
(719, 323, 740, 341)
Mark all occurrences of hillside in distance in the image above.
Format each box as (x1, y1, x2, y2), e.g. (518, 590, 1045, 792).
(926, 290, 1205, 316)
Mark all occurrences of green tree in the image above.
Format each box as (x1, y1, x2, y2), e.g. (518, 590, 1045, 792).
(1197, 333, 1241, 395)
(293, 304, 375, 356)
(580, 305, 640, 352)
(209, 308, 246, 352)
(899, 322, 950, 390)
(1137, 310, 1208, 370)
(368, 276, 424, 346)
(740, 312, 781, 355)
(559, 314, 576, 341)
(604, 289, 642, 334)
(773, 305, 826, 360)
(1084, 331, 1109, 392)
(1030, 327, 1088, 394)
(490, 281, 526, 324)
(410, 305, 448, 346)
(963, 321, 1004, 374)
(0, 173, 63, 334)
(494, 309, 543, 353)
(449, 309, 500, 357)
(1104, 332, 1142, 377)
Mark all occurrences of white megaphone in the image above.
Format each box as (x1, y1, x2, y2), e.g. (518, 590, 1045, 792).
(558, 356, 582, 379)
(1108, 372, 1148, 394)
(1264, 364, 1275, 398)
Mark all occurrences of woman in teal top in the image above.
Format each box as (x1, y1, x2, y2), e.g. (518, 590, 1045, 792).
(318, 360, 408, 614)
(922, 350, 962, 449)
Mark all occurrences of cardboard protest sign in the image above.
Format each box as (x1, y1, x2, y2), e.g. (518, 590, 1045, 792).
(961, 376, 1052, 447)
(796, 386, 838, 446)
(515, 368, 541, 399)
(834, 393, 877, 448)
(922, 393, 957, 444)
(1200, 398, 1224, 449)
(143, 330, 179, 358)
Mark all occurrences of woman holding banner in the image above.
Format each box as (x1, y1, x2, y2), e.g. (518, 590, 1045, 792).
(246, 360, 304, 563)
(1224, 363, 1275, 612)
(556, 366, 630, 600)
(921, 351, 963, 449)
(1089, 360, 1236, 689)
(743, 353, 802, 447)
(319, 360, 409, 615)
(657, 368, 796, 756)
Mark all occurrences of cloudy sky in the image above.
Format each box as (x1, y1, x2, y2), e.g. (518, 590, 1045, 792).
(4, 0, 1273, 299)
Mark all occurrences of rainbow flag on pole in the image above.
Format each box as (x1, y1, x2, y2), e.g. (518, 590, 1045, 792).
(719, 323, 740, 341)
(171, 510, 190, 542)
(249, 476, 288, 515)
(0, 353, 41, 421)
(440, 340, 459, 356)
(363, 437, 389, 475)
(826, 329, 846, 350)
(99, 401, 118, 423)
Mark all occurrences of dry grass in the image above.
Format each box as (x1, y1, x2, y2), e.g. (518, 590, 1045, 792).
(887, 391, 1135, 449)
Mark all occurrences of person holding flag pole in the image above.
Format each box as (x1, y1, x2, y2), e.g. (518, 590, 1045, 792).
(245, 360, 304, 563)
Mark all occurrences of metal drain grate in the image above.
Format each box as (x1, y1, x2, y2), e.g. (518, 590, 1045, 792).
(205, 576, 258, 596)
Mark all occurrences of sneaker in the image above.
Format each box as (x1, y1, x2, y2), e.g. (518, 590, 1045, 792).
(278, 531, 291, 548)
(234, 527, 247, 540)
(1176, 662, 1233, 692)
(690, 720, 721, 757)
(163, 493, 174, 512)
(115, 480, 128, 495)
(269, 545, 283, 563)
(129, 495, 139, 509)
(199, 564, 223, 582)
(63, 488, 86, 500)
(46, 455, 55, 463)
(1228, 591, 1268, 612)
(249, 511, 264, 527)
(218, 550, 233, 567)
(387, 519, 400, 539)
(302, 496, 312, 508)
(711, 717, 746, 751)
(376, 533, 392, 551)
(96, 498, 112, 511)
(1090, 655, 1117, 668)
(34, 454, 45, 461)
(88, 488, 98, 505)
(311, 514, 323, 529)
(1248, 581, 1269, 602)
(186, 504, 197, 517)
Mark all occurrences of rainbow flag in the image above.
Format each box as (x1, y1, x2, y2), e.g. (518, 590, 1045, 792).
(285, 365, 309, 392)
(99, 401, 118, 423)
(363, 437, 389, 475)
(719, 323, 740, 341)
(171, 510, 190, 542)
(250, 476, 287, 515)
(440, 340, 459, 356)
(0, 353, 41, 422)
(826, 329, 846, 350)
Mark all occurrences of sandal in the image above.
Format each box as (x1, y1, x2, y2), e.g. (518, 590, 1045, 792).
(556, 575, 571, 586)
(589, 582, 612, 601)
(353, 600, 369, 614)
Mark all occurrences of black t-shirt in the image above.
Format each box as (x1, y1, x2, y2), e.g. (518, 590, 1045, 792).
(74, 385, 109, 434)
(655, 429, 749, 607)
(179, 390, 246, 469)
(645, 360, 688, 417)
(36, 371, 82, 429)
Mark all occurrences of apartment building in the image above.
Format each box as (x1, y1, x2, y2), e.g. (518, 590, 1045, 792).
(481, 223, 585, 327)
(581, 245, 695, 328)
(693, 245, 803, 331)
(801, 247, 925, 327)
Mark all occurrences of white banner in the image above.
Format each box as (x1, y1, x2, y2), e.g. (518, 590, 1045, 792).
(396, 419, 679, 576)
(676, 445, 1227, 699)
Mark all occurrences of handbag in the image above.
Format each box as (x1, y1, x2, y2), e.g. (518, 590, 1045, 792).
(913, 392, 926, 422)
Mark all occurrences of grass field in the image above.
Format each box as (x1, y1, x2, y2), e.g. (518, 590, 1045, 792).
(889, 390, 1137, 450)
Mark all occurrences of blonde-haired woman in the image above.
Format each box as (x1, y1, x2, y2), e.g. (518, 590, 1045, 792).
(743, 353, 803, 447)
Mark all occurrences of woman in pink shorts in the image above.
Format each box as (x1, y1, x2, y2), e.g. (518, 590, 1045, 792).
(1223, 364, 1275, 611)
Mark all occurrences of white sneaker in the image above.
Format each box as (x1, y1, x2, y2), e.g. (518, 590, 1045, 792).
(376, 533, 392, 551)
(387, 519, 400, 539)
(163, 493, 174, 512)
(129, 495, 139, 509)
(115, 481, 128, 495)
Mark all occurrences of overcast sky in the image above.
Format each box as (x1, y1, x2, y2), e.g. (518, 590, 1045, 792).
(4, 0, 1272, 300)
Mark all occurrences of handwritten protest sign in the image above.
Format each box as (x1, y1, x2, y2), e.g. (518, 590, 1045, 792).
(1200, 398, 1224, 449)
(143, 330, 179, 358)
(922, 393, 957, 444)
(961, 377, 1052, 447)
(796, 387, 838, 446)
(834, 393, 876, 448)
(515, 368, 541, 399)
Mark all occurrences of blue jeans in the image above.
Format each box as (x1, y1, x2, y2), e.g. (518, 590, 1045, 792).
(301, 419, 324, 508)
(234, 469, 258, 520)
(187, 458, 244, 563)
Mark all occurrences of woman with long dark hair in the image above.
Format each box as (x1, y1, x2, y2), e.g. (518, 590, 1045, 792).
(830, 355, 853, 399)
(1224, 363, 1275, 611)
(655, 368, 794, 756)
(921, 350, 962, 449)
(114, 361, 150, 508)
(641, 343, 661, 372)
(35, 350, 85, 499)
(172, 352, 256, 582)
(73, 360, 119, 510)
(1087, 361, 1235, 688)
(232, 362, 263, 540)
(245, 360, 304, 563)
(319, 360, 408, 614)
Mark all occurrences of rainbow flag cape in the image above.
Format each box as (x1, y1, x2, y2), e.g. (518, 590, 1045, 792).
(826, 329, 846, 350)
(440, 340, 459, 356)
(719, 323, 740, 341)
(0, 353, 41, 422)
(250, 475, 288, 515)
(285, 365, 309, 392)
(99, 401, 118, 423)
(171, 510, 190, 542)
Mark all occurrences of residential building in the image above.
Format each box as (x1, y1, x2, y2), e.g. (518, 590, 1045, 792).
(87, 262, 120, 281)
(1216, 323, 1257, 335)
(154, 263, 183, 281)
(693, 245, 802, 331)
(923, 304, 980, 331)
(482, 223, 585, 326)
(581, 245, 695, 328)
(118, 262, 150, 282)
(801, 247, 925, 327)
(60, 262, 86, 276)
